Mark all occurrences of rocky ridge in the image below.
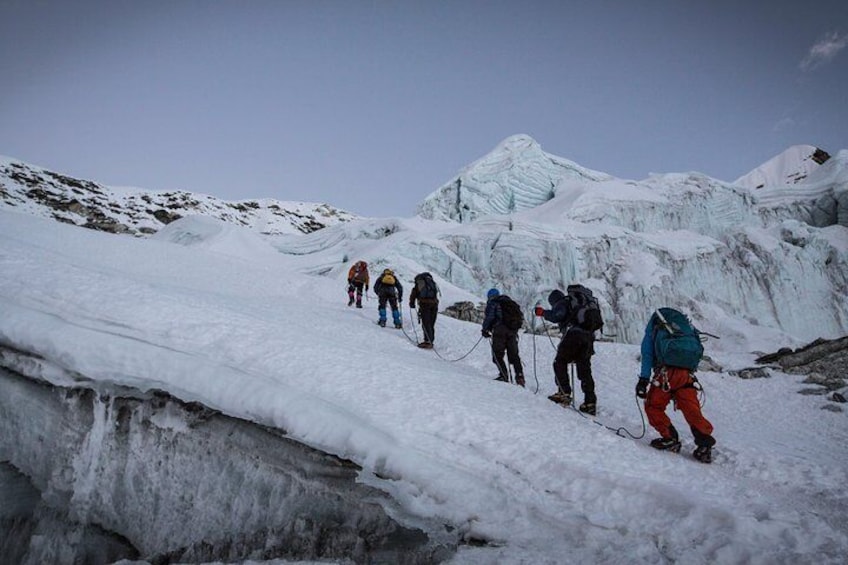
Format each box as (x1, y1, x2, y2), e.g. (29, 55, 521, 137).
(0, 158, 356, 237)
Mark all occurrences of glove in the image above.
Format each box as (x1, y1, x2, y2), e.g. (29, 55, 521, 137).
(635, 379, 648, 399)
(534, 305, 544, 317)
(347, 279, 352, 285)
(481, 329, 492, 338)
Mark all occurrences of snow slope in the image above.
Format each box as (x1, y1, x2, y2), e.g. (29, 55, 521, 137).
(1, 208, 846, 563)
(735, 144, 829, 189)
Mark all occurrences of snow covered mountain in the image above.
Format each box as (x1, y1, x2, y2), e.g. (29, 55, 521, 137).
(1, 139, 848, 563)
(273, 136, 848, 349)
(2, 206, 847, 564)
(735, 144, 832, 189)
(417, 134, 612, 222)
(0, 156, 356, 236)
(3, 138, 847, 349)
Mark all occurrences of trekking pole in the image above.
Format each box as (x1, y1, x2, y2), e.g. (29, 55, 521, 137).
(654, 309, 674, 334)
(569, 363, 577, 409)
(407, 305, 420, 344)
(530, 305, 540, 394)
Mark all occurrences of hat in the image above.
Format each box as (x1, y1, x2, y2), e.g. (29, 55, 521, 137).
(487, 288, 500, 299)
(548, 289, 566, 305)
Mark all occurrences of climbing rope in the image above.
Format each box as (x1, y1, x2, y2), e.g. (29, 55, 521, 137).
(406, 305, 487, 363)
(530, 306, 647, 440)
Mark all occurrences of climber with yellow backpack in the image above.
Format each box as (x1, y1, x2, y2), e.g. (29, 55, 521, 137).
(374, 268, 404, 328)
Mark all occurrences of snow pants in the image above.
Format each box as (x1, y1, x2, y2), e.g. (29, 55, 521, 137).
(552, 329, 596, 404)
(378, 293, 401, 325)
(348, 281, 365, 306)
(416, 301, 438, 344)
(645, 367, 715, 448)
(491, 325, 523, 380)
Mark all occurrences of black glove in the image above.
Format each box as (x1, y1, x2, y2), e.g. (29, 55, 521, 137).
(481, 329, 492, 338)
(635, 379, 648, 399)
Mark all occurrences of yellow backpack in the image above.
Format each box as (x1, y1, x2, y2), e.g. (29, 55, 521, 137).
(380, 270, 396, 286)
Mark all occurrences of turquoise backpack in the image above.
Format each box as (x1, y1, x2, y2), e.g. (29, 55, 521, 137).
(652, 308, 704, 371)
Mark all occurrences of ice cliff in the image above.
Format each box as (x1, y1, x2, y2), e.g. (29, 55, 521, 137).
(417, 134, 612, 222)
(276, 138, 848, 349)
(0, 362, 454, 564)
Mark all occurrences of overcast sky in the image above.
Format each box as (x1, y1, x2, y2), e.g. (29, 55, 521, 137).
(1, 1, 846, 217)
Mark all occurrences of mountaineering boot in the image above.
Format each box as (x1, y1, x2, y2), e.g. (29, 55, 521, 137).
(378, 319, 386, 327)
(394, 322, 403, 329)
(494, 375, 509, 383)
(578, 401, 596, 416)
(515, 374, 526, 388)
(693, 446, 713, 464)
(418, 341, 433, 349)
(548, 391, 571, 405)
(650, 437, 682, 452)
(348, 297, 355, 306)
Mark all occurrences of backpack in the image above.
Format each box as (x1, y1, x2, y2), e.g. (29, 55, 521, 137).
(566, 284, 604, 332)
(415, 273, 438, 300)
(495, 295, 524, 331)
(380, 270, 396, 286)
(351, 261, 368, 283)
(652, 308, 704, 371)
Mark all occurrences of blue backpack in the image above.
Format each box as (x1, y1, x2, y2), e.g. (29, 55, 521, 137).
(652, 308, 704, 371)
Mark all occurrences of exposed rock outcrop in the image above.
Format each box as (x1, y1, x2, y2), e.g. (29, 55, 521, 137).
(0, 159, 356, 237)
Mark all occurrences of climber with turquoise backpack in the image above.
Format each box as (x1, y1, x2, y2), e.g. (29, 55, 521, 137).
(635, 307, 716, 463)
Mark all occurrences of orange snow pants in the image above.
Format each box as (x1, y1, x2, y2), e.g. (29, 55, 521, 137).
(645, 367, 715, 447)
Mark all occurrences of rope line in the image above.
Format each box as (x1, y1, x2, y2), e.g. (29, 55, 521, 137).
(399, 300, 648, 440)
(406, 305, 487, 363)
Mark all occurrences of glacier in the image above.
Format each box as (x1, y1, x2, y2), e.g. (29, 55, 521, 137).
(0, 365, 452, 564)
(271, 139, 848, 348)
(1, 137, 847, 564)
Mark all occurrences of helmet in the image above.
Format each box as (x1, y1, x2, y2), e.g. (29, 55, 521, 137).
(487, 288, 500, 299)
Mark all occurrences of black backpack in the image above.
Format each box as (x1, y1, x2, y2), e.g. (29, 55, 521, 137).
(495, 295, 524, 331)
(415, 273, 438, 299)
(566, 284, 604, 332)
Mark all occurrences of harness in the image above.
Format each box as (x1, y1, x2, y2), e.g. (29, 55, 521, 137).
(652, 367, 702, 394)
